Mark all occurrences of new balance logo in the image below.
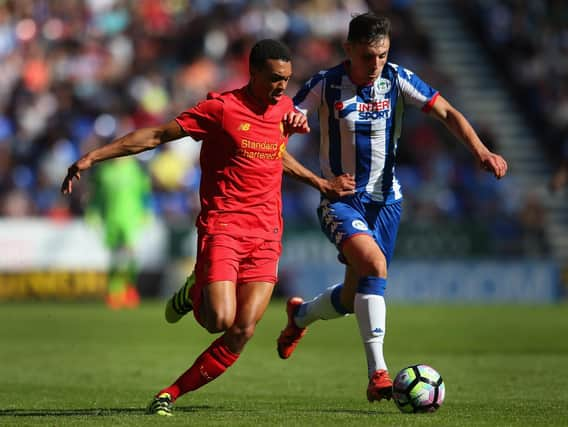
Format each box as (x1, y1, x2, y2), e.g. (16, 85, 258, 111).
(238, 122, 251, 131)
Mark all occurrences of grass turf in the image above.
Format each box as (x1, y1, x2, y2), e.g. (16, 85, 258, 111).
(0, 301, 567, 426)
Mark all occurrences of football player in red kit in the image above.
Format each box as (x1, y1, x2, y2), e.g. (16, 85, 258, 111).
(61, 39, 355, 416)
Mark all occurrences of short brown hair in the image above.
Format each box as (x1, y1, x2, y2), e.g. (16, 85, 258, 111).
(348, 13, 391, 44)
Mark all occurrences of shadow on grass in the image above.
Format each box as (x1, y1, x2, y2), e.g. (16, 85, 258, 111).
(0, 406, 209, 417)
(0, 406, 390, 418)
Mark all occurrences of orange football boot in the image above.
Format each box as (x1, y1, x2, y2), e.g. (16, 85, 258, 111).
(367, 369, 393, 402)
(277, 297, 307, 359)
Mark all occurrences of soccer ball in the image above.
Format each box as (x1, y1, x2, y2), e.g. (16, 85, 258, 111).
(392, 364, 445, 413)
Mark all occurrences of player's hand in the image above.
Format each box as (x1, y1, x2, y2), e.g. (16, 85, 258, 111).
(282, 111, 310, 136)
(321, 173, 356, 200)
(480, 152, 508, 179)
(60, 157, 93, 194)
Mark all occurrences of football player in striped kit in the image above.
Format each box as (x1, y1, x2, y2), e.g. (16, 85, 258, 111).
(278, 12, 508, 403)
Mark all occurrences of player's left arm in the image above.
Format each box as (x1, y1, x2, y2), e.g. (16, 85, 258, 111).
(282, 151, 355, 199)
(429, 95, 508, 179)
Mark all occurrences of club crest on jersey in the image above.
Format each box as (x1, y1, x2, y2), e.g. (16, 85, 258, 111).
(375, 78, 391, 94)
(351, 219, 368, 231)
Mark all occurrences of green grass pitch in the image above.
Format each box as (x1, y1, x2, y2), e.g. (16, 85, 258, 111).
(0, 300, 567, 426)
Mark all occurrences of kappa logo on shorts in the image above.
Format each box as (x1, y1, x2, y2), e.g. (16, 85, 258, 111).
(351, 220, 368, 231)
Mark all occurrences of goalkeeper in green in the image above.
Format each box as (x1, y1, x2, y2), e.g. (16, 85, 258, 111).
(87, 157, 151, 309)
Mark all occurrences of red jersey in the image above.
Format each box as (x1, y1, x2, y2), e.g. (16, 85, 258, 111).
(175, 86, 293, 241)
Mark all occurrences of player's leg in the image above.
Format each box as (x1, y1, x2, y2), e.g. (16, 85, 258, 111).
(149, 235, 275, 416)
(165, 233, 235, 325)
(277, 276, 352, 359)
(106, 246, 125, 309)
(277, 198, 357, 359)
(118, 258, 140, 308)
(227, 237, 280, 354)
(105, 226, 139, 309)
(148, 279, 239, 416)
(294, 266, 358, 328)
(122, 225, 141, 308)
(221, 237, 279, 353)
(104, 223, 124, 309)
(343, 201, 402, 402)
(147, 333, 239, 416)
(224, 280, 275, 352)
(341, 234, 391, 401)
(165, 271, 196, 323)
(106, 247, 139, 309)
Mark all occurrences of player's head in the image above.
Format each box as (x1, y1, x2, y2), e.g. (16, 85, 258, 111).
(344, 13, 391, 85)
(248, 39, 292, 105)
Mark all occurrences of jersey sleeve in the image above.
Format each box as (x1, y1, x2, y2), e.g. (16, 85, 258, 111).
(394, 64, 439, 113)
(293, 71, 325, 116)
(175, 98, 223, 141)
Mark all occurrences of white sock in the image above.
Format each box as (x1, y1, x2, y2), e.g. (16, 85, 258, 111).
(354, 292, 387, 378)
(294, 283, 349, 328)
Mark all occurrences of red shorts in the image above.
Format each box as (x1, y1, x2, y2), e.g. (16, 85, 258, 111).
(191, 233, 281, 321)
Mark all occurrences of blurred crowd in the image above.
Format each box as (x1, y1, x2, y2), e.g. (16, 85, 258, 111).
(0, 0, 552, 256)
(461, 0, 568, 168)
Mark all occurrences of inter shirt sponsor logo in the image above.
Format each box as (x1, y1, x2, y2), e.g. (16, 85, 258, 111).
(357, 99, 390, 120)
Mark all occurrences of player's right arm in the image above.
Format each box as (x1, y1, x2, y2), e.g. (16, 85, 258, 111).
(428, 95, 508, 179)
(61, 120, 185, 194)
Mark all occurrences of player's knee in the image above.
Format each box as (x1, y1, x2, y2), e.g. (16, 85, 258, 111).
(222, 324, 256, 353)
(228, 324, 256, 346)
(345, 248, 386, 277)
(204, 314, 234, 333)
(357, 258, 386, 277)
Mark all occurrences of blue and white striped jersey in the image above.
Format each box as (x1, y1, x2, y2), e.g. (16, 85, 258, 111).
(294, 61, 439, 204)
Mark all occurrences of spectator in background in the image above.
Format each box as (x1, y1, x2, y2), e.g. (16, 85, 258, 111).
(0, 1, 550, 259)
(465, 0, 568, 167)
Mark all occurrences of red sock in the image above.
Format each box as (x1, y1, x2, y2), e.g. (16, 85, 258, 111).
(159, 336, 239, 401)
